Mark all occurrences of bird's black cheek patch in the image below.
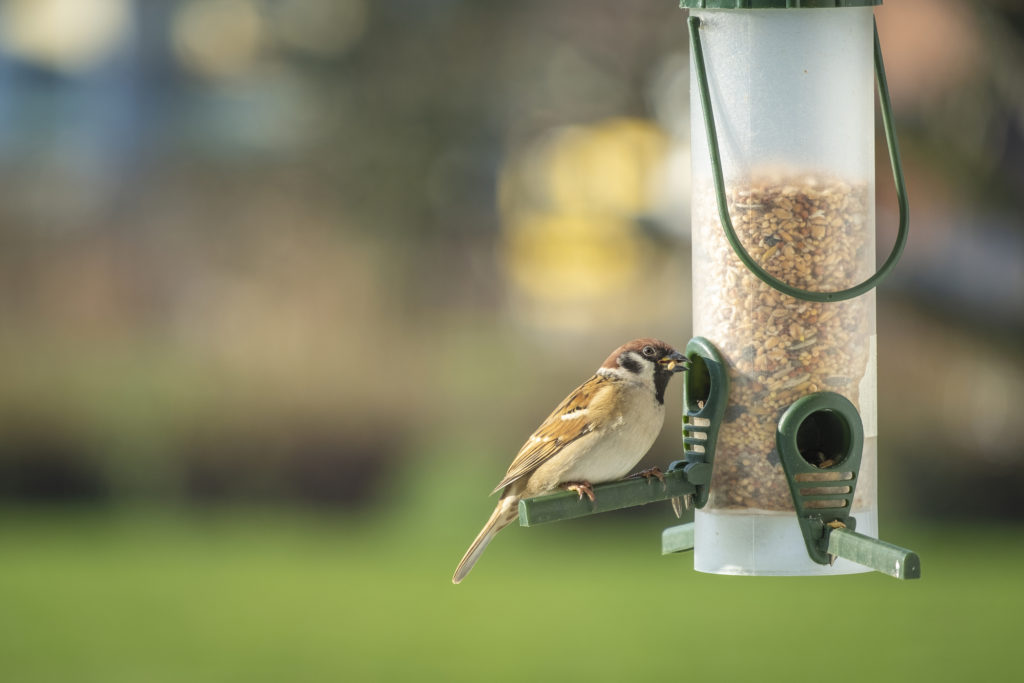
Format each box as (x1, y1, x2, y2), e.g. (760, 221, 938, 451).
(619, 354, 642, 374)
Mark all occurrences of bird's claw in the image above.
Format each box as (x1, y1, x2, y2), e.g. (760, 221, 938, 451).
(627, 466, 665, 484)
(670, 494, 693, 518)
(561, 481, 596, 503)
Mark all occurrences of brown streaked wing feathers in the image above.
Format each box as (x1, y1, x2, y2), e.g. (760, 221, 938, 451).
(490, 373, 614, 494)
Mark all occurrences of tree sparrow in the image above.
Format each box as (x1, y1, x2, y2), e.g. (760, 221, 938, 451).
(452, 338, 688, 584)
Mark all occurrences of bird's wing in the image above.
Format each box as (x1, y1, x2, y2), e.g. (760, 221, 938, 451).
(491, 374, 615, 494)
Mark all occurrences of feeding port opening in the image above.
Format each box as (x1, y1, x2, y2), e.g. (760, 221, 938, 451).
(795, 408, 853, 470)
(685, 352, 712, 414)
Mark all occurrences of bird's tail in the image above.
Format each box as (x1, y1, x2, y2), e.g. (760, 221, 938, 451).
(452, 495, 519, 584)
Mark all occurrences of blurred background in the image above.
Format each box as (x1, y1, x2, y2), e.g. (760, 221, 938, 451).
(0, 0, 1022, 681)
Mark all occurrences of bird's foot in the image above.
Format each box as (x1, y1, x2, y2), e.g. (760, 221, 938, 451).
(561, 481, 596, 503)
(627, 466, 665, 484)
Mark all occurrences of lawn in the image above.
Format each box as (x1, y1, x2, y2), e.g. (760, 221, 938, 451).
(0, 470, 1019, 682)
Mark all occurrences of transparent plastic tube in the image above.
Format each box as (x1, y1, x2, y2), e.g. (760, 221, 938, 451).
(689, 7, 878, 575)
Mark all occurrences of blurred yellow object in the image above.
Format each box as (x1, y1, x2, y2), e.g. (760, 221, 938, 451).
(504, 212, 639, 303)
(543, 118, 668, 216)
(499, 118, 670, 332)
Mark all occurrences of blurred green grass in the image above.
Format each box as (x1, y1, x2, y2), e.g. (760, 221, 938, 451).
(0, 460, 1019, 683)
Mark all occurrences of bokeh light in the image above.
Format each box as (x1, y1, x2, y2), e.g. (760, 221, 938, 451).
(171, 0, 263, 80)
(0, 0, 132, 74)
(271, 0, 367, 58)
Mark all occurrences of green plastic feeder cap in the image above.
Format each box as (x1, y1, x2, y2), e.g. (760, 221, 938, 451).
(679, 1, 882, 8)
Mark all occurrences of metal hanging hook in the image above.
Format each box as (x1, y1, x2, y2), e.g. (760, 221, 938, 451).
(687, 15, 909, 303)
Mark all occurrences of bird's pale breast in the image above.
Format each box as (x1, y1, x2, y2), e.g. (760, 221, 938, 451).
(523, 382, 664, 495)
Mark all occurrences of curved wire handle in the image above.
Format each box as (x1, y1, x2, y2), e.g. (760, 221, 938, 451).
(688, 15, 909, 303)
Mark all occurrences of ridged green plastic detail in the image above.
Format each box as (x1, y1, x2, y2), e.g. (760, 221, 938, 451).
(776, 392, 864, 564)
(674, 337, 729, 509)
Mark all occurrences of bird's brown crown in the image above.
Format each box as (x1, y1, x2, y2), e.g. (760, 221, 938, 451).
(600, 338, 677, 370)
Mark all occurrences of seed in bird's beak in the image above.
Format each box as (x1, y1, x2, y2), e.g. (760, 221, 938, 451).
(659, 353, 689, 373)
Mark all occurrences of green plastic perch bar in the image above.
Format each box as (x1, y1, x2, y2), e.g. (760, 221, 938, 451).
(517, 468, 701, 527)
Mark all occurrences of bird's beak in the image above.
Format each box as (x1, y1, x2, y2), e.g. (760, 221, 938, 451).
(659, 351, 689, 373)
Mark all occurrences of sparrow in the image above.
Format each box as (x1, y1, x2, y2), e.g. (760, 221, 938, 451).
(452, 338, 688, 584)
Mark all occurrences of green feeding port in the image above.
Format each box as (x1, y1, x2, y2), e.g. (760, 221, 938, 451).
(778, 393, 863, 545)
(663, 337, 729, 552)
(678, 336, 729, 509)
(776, 392, 921, 579)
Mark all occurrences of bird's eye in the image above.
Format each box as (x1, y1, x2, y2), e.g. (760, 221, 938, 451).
(642, 345, 656, 357)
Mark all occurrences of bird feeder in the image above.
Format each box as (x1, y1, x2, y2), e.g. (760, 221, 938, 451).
(672, 0, 915, 577)
(515, 0, 918, 580)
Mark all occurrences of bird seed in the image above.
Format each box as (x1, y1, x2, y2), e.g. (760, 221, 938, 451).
(693, 174, 874, 511)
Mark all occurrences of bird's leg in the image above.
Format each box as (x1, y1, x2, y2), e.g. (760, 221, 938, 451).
(560, 481, 596, 503)
(626, 466, 665, 484)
